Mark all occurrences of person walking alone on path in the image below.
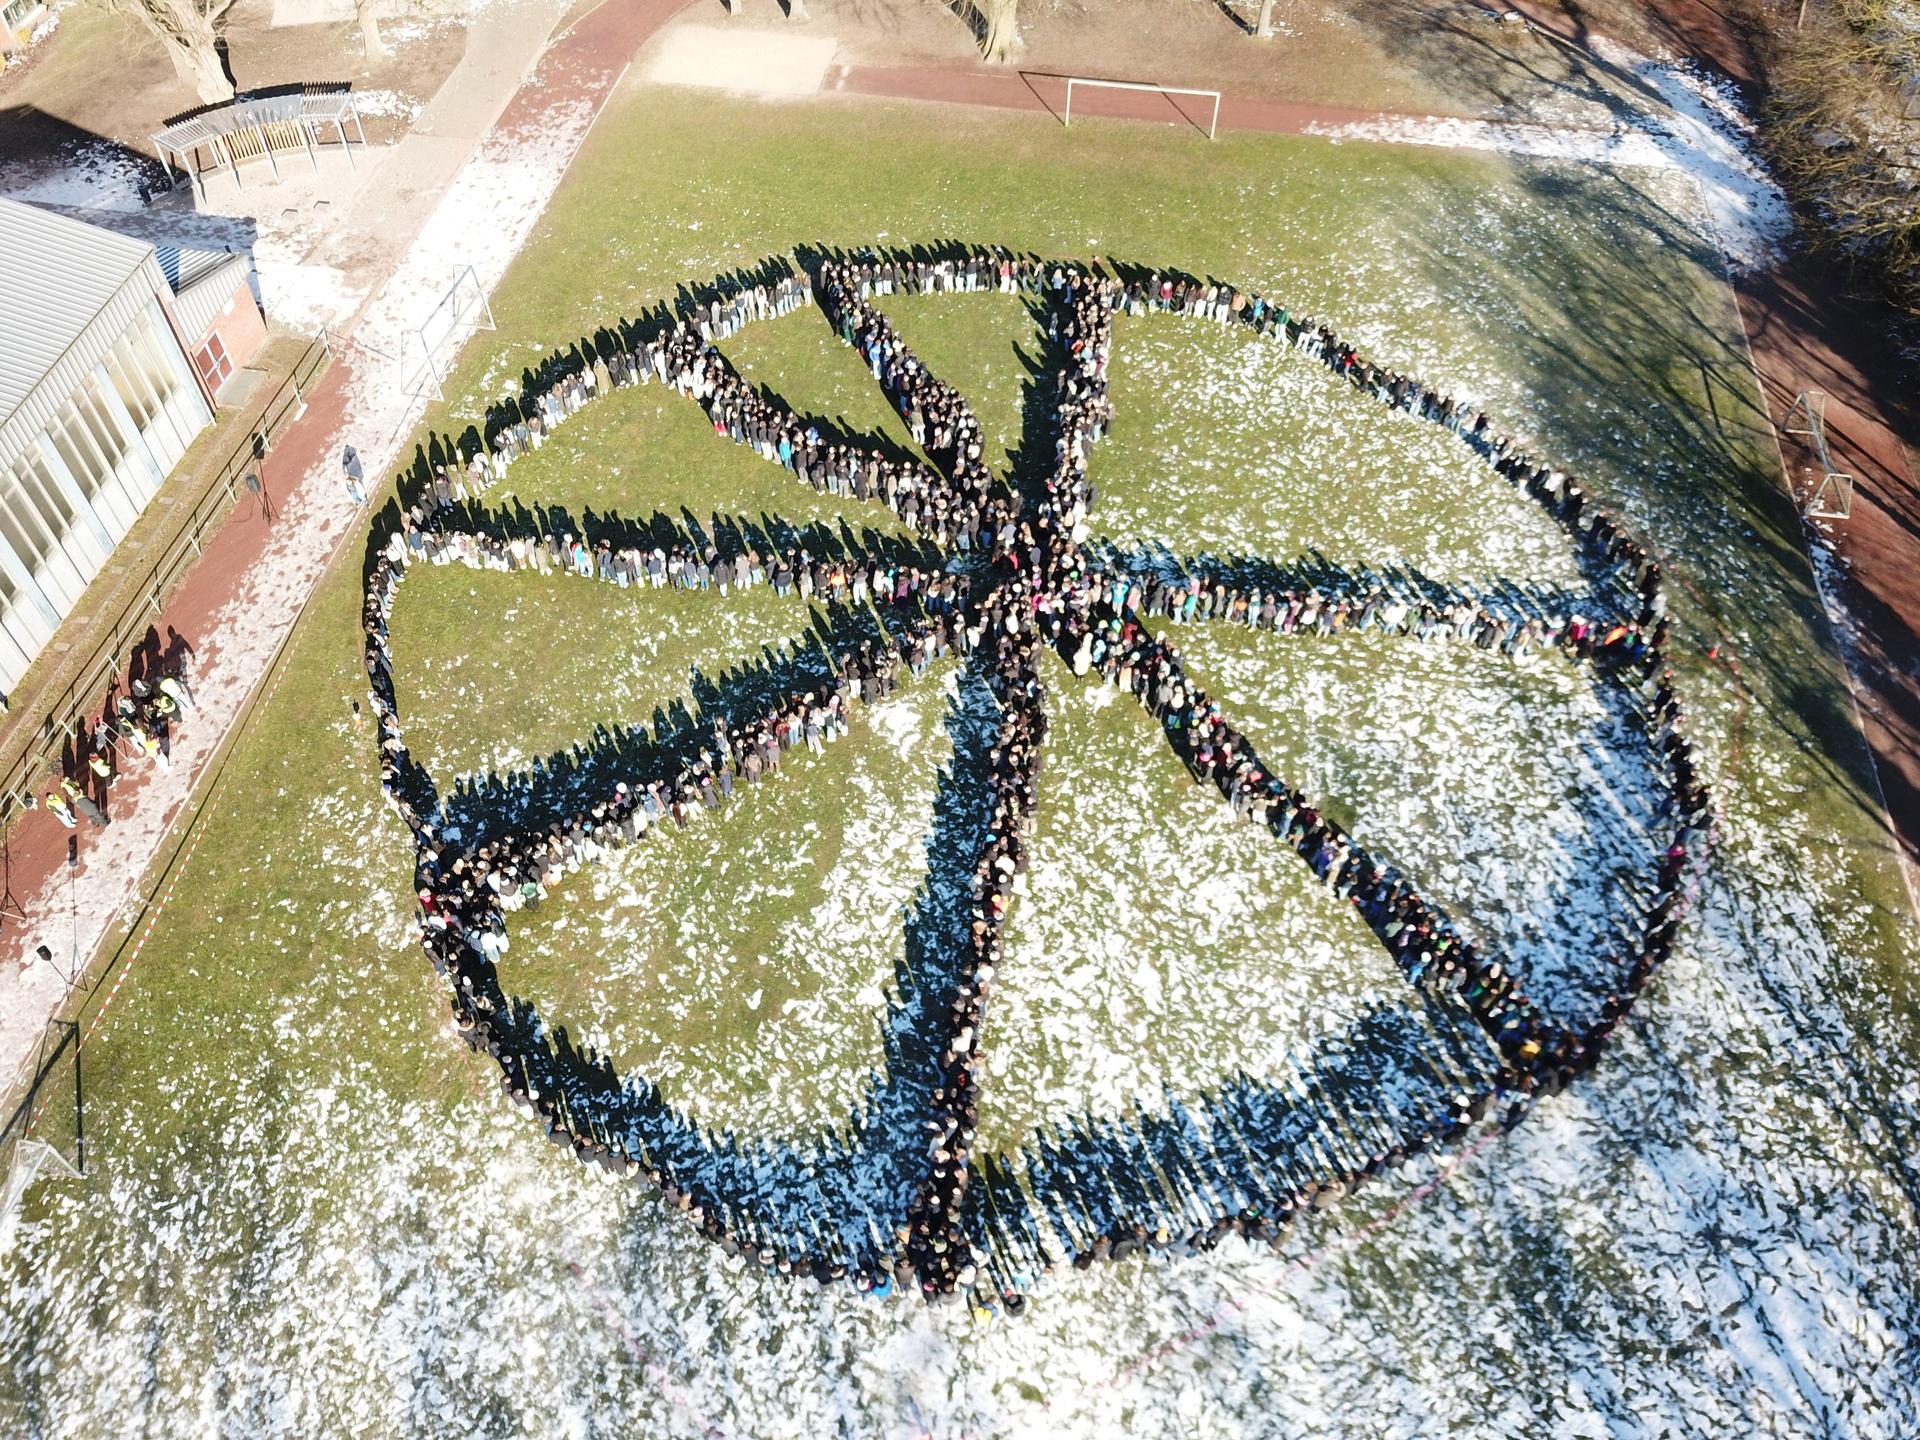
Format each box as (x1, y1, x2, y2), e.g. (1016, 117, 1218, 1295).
(342, 445, 368, 506)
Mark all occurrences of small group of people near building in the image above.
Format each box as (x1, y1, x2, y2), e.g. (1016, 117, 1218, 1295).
(45, 665, 192, 832)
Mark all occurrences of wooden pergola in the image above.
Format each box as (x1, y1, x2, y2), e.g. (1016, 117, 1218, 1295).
(151, 85, 368, 198)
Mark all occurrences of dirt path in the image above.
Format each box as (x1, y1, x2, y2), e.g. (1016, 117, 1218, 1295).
(832, 62, 1431, 137)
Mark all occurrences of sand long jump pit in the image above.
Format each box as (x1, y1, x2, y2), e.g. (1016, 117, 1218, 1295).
(645, 24, 840, 98)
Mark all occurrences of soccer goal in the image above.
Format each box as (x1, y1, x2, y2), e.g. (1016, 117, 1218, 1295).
(1783, 388, 1854, 521)
(0, 1139, 80, 1250)
(0, 1019, 84, 1249)
(1061, 76, 1222, 141)
(409, 265, 497, 401)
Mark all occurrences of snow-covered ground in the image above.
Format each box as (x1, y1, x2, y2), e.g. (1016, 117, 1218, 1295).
(506, 665, 964, 1138)
(1308, 38, 1792, 274)
(2, 515, 1913, 1436)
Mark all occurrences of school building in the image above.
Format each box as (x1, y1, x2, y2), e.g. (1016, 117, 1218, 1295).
(0, 196, 265, 693)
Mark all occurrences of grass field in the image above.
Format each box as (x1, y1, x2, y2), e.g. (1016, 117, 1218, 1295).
(3, 80, 1918, 1440)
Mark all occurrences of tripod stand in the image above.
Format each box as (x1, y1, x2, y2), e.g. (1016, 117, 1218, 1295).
(0, 830, 28, 933)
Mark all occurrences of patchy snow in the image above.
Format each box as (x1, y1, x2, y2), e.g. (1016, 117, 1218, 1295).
(1, 140, 155, 212)
(349, 87, 426, 123)
(1, 9, 57, 68)
(985, 647, 1490, 1162)
(1801, 525, 1920, 919)
(1307, 45, 1792, 274)
(1176, 628, 1662, 1021)
(0, 284, 1916, 1437)
(507, 668, 961, 1137)
(0, 123, 1916, 1440)
(1092, 317, 1587, 588)
(4, 776, 1917, 1437)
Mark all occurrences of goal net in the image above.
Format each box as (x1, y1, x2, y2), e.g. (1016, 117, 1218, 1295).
(0, 1018, 85, 1250)
(1783, 389, 1854, 521)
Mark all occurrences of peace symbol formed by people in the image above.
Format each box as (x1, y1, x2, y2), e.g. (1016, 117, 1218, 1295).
(359, 245, 1708, 1310)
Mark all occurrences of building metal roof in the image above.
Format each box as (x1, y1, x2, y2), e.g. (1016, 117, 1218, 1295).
(151, 241, 234, 295)
(167, 250, 253, 341)
(0, 197, 178, 470)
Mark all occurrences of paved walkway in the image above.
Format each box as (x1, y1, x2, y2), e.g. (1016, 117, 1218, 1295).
(8, 0, 1915, 1100)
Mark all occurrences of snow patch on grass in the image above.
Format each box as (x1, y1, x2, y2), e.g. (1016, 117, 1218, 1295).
(1308, 43, 1791, 274)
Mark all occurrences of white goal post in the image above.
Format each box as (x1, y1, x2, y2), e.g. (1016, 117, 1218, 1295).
(1783, 388, 1854, 521)
(411, 265, 497, 401)
(1062, 77, 1222, 141)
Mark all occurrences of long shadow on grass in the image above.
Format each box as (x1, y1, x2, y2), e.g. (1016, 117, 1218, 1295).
(965, 989, 1505, 1285)
(1097, 539, 1608, 628)
(435, 596, 903, 850)
(1337, 31, 1903, 851)
(476, 652, 1003, 1274)
(434, 495, 943, 578)
(1162, 607, 1668, 1020)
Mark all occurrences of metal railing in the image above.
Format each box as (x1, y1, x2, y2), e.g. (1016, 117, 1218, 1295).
(0, 330, 332, 827)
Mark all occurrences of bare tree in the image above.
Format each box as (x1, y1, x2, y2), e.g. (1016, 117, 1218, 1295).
(1763, 0, 1920, 318)
(99, 0, 235, 105)
(357, 0, 389, 62)
(981, 0, 1018, 62)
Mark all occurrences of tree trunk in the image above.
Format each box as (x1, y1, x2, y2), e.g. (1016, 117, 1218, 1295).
(981, 0, 1018, 62)
(787, 0, 808, 19)
(163, 26, 233, 104)
(127, 0, 234, 105)
(1255, 0, 1276, 38)
(357, 0, 388, 61)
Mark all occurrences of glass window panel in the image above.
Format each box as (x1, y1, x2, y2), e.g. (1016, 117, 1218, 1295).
(21, 451, 75, 534)
(80, 382, 131, 461)
(48, 420, 103, 504)
(106, 345, 158, 431)
(0, 472, 51, 572)
(60, 401, 116, 500)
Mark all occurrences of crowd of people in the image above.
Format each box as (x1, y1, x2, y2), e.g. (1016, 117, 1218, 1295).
(44, 664, 193, 833)
(359, 245, 1709, 1312)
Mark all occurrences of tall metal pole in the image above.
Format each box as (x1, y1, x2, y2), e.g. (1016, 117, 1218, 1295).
(66, 839, 82, 1174)
(69, 1021, 83, 1176)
